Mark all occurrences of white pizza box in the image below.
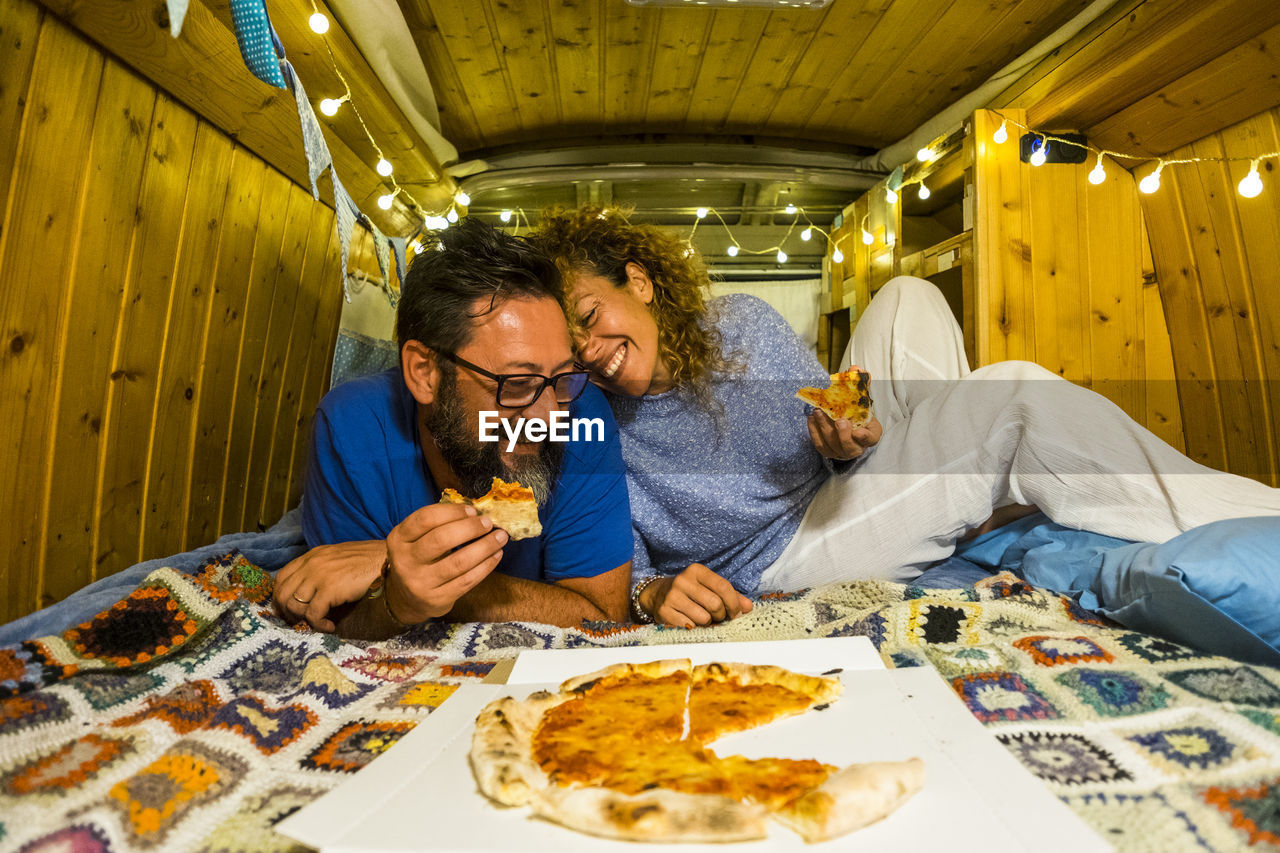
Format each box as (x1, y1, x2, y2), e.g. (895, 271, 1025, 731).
(278, 644, 1110, 853)
(507, 636, 886, 682)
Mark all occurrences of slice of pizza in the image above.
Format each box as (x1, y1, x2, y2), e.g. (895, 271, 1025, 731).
(440, 476, 542, 540)
(771, 758, 926, 842)
(688, 662, 842, 743)
(796, 366, 874, 426)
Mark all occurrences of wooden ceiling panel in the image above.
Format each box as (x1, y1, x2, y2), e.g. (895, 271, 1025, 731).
(1021, 0, 1280, 131)
(644, 9, 714, 127)
(400, 0, 485, 147)
(428, 2, 519, 148)
(684, 10, 770, 131)
(551, 0, 604, 132)
(601, 4, 657, 132)
(761, 0, 892, 138)
(900, 0, 1093, 129)
(487, 2, 558, 137)
(803, 0, 956, 141)
(719, 9, 827, 133)
(405, 0, 1097, 157)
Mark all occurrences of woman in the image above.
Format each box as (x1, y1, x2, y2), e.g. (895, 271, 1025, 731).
(530, 205, 1280, 628)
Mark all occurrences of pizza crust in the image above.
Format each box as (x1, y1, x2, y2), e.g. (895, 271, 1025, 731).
(441, 477, 542, 540)
(531, 784, 768, 843)
(470, 690, 572, 807)
(771, 758, 926, 843)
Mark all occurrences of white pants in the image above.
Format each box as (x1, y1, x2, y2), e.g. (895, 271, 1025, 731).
(759, 276, 1280, 589)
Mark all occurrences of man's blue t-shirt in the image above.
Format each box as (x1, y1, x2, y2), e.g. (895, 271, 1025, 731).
(301, 369, 633, 581)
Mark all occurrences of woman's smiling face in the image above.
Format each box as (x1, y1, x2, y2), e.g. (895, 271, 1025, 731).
(569, 262, 673, 397)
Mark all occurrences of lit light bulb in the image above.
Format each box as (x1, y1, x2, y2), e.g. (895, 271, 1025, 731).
(992, 120, 1008, 144)
(785, 203, 797, 215)
(446, 208, 459, 223)
(696, 207, 708, 219)
(1238, 160, 1263, 198)
(377, 193, 394, 210)
(319, 97, 345, 116)
(500, 209, 513, 222)
(1139, 163, 1164, 194)
(776, 250, 788, 263)
(1029, 140, 1047, 167)
(916, 147, 933, 162)
(917, 182, 931, 200)
(425, 215, 449, 229)
(1088, 153, 1106, 185)
(831, 248, 844, 264)
(376, 158, 392, 177)
(455, 191, 470, 207)
(309, 12, 329, 33)
(885, 187, 898, 204)
(726, 245, 739, 257)
(412, 243, 424, 255)
(801, 227, 812, 241)
(861, 228, 874, 246)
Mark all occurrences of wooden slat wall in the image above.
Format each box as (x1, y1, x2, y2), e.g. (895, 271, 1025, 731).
(0, 4, 361, 623)
(1138, 107, 1280, 485)
(971, 109, 1184, 449)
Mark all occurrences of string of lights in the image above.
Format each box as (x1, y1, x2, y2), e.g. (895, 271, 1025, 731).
(963, 114, 1277, 198)
(304, 5, 466, 226)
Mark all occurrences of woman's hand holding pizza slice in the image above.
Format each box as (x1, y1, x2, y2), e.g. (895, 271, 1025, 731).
(800, 364, 883, 460)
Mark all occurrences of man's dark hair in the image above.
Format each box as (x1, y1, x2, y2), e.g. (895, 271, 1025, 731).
(396, 218, 564, 353)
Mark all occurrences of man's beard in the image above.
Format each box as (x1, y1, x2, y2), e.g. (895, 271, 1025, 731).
(425, 372, 564, 506)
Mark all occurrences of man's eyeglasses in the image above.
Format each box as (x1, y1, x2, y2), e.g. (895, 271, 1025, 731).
(438, 351, 590, 408)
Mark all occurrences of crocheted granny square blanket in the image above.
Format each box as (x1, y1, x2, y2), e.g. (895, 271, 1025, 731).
(1, 554, 1278, 851)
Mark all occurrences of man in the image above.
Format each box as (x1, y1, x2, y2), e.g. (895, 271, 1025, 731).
(274, 219, 633, 639)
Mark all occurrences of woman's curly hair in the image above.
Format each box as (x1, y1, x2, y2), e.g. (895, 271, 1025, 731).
(529, 204, 735, 399)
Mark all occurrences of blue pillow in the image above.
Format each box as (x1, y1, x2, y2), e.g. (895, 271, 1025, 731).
(954, 514, 1280, 666)
(1064, 518, 1280, 667)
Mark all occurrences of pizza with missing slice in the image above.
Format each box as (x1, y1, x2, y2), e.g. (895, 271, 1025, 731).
(797, 366, 874, 427)
(440, 477, 542, 540)
(469, 659, 924, 843)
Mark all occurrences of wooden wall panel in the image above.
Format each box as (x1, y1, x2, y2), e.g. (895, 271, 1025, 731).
(141, 122, 235, 561)
(1140, 107, 1280, 485)
(95, 93, 199, 578)
(0, 5, 369, 623)
(971, 110, 1182, 441)
(0, 10, 103, 614)
(41, 60, 154, 603)
(186, 149, 267, 549)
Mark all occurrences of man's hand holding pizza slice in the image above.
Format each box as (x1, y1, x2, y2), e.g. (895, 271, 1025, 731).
(382, 502, 509, 625)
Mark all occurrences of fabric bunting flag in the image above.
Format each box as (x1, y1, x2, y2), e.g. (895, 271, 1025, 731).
(887, 165, 904, 193)
(282, 60, 333, 200)
(165, 0, 190, 37)
(330, 171, 359, 303)
(229, 0, 287, 89)
(370, 223, 393, 294)
(389, 236, 408, 289)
